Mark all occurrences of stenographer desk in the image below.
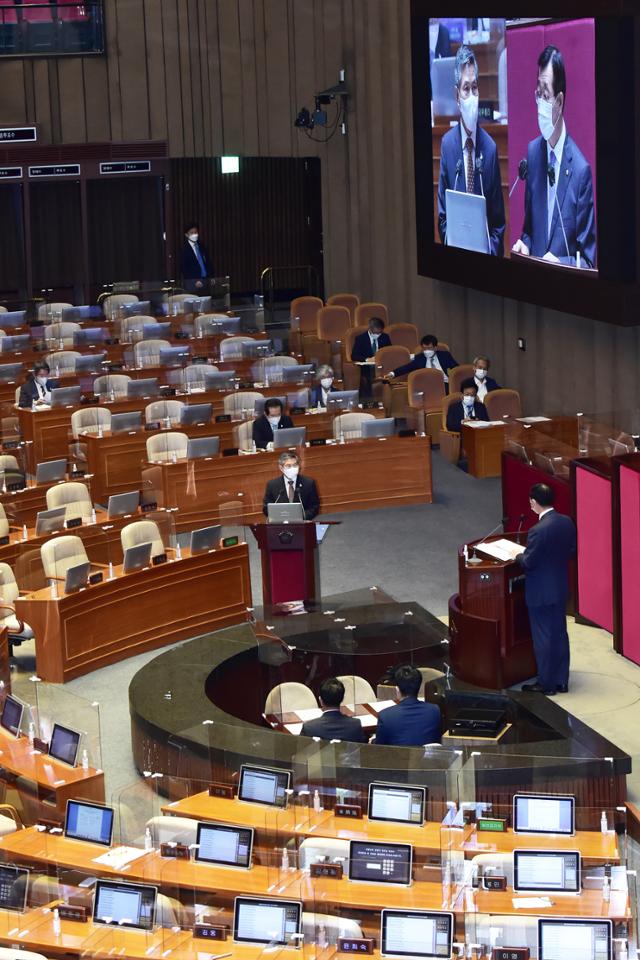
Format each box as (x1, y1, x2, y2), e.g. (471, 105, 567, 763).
(462, 415, 580, 480)
(15, 543, 251, 682)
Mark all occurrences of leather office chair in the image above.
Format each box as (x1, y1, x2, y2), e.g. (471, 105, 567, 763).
(134, 338, 170, 368)
(40, 535, 92, 582)
(376, 345, 410, 414)
(448, 364, 475, 395)
(406, 368, 447, 437)
(0, 454, 20, 476)
(120, 315, 157, 342)
(121, 520, 167, 561)
(341, 324, 368, 391)
(146, 432, 189, 463)
(45, 350, 81, 375)
(299, 837, 350, 870)
(264, 682, 318, 715)
(102, 293, 139, 320)
(46, 480, 93, 522)
(194, 313, 229, 337)
(233, 420, 254, 452)
(388, 322, 420, 353)
(0, 563, 34, 654)
(302, 913, 363, 945)
(46, 321, 81, 348)
(336, 675, 375, 704)
(252, 355, 298, 383)
(93, 374, 131, 399)
(333, 412, 374, 440)
(375, 345, 410, 379)
(317, 305, 351, 343)
(326, 293, 360, 320)
(144, 399, 185, 426)
(484, 388, 521, 421)
(219, 335, 256, 361)
(290, 296, 324, 355)
(354, 302, 389, 329)
(37, 302, 73, 323)
(223, 390, 264, 419)
(0, 306, 6, 314)
(439, 392, 463, 463)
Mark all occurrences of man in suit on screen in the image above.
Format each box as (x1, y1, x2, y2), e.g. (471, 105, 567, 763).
(437, 44, 505, 256)
(512, 45, 596, 267)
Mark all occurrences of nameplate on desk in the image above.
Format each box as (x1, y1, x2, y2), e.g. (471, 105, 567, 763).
(193, 924, 228, 941)
(215, 414, 231, 422)
(482, 875, 508, 891)
(152, 553, 167, 565)
(34, 737, 48, 752)
(310, 438, 327, 446)
(159, 386, 176, 396)
(0, 536, 9, 546)
(238, 381, 252, 389)
(105, 338, 119, 346)
(208, 782, 234, 799)
(222, 536, 239, 548)
(160, 841, 190, 859)
(71, 470, 85, 478)
(223, 447, 239, 457)
(192, 356, 207, 364)
(478, 817, 507, 832)
(174, 331, 189, 340)
(492, 949, 529, 960)
(7, 482, 23, 492)
(89, 572, 103, 585)
(338, 938, 375, 954)
(79, 394, 92, 404)
(66, 517, 82, 529)
(141, 501, 157, 513)
(398, 428, 417, 437)
(37, 817, 62, 831)
(310, 862, 343, 879)
(335, 803, 362, 819)
(290, 406, 306, 415)
(59, 904, 89, 922)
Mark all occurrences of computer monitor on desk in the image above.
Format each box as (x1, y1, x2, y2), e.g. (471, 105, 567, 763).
(186, 436, 220, 459)
(123, 542, 152, 573)
(107, 491, 140, 518)
(348, 840, 413, 886)
(0, 694, 24, 737)
(93, 879, 157, 931)
(273, 426, 306, 449)
(1, 334, 30, 351)
(190, 525, 221, 554)
(122, 300, 151, 317)
(195, 822, 254, 869)
(513, 849, 581, 895)
(142, 322, 171, 339)
(180, 402, 213, 426)
(75, 353, 107, 374)
(513, 793, 575, 836)
(0, 310, 26, 329)
(233, 896, 302, 945)
(111, 410, 143, 432)
(204, 370, 236, 390)
(35, 458, 67, 484)
(160, 346, 191, 366)
(127, 378, 159, 399)
(74, 327, 107, 347)
(238, 764, 291, 808)
(35, 506, 67, 535)
(0, 864, 29, 913)
(326, 389, 359, 411)
(241, 340, 272, 359)
(368, 782, 426, 826)
(62, 305, 101, 322)
(65, 799, 114, 846)
(50, 385, 82, 408)
(49, 722, 82, 766)
(280, 363, 314, 383)
(362, 417, 395, 439)
(0, 362, 23, 382)
(538, 919, 612, 960)
(64, 561, 90, 594)
(380, 909, 454, 958)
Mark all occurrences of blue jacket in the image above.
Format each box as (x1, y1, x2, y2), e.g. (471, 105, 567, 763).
(351, 330, 391, 362)
(518, 509, 576, 607)
(392, 349, 459, 379)
(301, 710, 366, 743)
(437, 122, 506, 257)
(520, 132, 596, 267)
(375, 697, 441, 747)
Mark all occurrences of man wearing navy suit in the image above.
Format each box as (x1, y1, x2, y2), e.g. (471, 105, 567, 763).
(437, 44, 505, 257)
(388, 334, 459, 388)
(262, 451, 320, 521)
(252, 398, 294, 450)
(180, 222, 214, 292)
(512, 46, 596, 268)
(351, 317, 391, 396)
(514, 484, 577, 695)
(446, 378, 489, 432)
(374, 665, 441, 747)
(301, 678, 366, 743)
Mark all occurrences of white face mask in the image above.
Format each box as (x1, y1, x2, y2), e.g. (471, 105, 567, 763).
(474, 368, 487, 380)
(423, 348, 436, 359)
(463, 395, 475, 407)
(537, 96, 557, 142)
(188, 233, 199, 243)
(36, 375, 48, 386)
(370, 332, 379, 340)
(283, 466, 299, 481)
(267, 415, 280, 426)
(320, 377, 333, 390)
(459, 92, 478, 134)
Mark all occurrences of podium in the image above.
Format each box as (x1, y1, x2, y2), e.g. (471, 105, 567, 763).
(448, 534, 536, 689)
(251, 522, 323, 605)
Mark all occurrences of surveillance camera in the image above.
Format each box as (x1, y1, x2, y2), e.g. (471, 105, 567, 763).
(294, 107, 313, 129)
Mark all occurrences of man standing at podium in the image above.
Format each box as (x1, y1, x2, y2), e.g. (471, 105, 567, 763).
(262, 451, 320, 521)
(516, 483, 576, 695)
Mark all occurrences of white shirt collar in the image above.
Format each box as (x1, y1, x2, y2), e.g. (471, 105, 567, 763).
(460, 119, 477, 152)
(547, 120, 566, 169)
(538, 507, 554, 520)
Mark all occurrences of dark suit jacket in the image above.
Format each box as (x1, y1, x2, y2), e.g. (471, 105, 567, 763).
(252, 413, 294, 450)
(392, 349, 459, 379)
(434, 23, 451, 59)
(437, 123, 506, 257)
(180, 239, 213, 280)
(309, 384, 337, 407)
(520, 132, 596, 267)
(375, 697, 442, 747)
(476, 375, 500, 393)
(351, 330, 391, 362)
(518, 509, 576, 607)
(18, 377, 57, 409)
(262, 474, 320, 521)
(301, 709, 366, 743)
(446, 399, 489, 432)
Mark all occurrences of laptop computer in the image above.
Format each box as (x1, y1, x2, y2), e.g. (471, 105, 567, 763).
(445, 189, 489, 253)
(180, 403, 213, 426)
(123, 541, 152, 573)
(50, 385, 82, 408)
(267, 502, 305, 523)
(64, 561, 91, 594)
(111, 411, 143, 432)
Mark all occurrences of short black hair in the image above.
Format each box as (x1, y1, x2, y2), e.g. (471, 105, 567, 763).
(530, 482, 555, 507)
(33, 362, 50, 375)
(538, 45, 566, 106)
(184, 222, 198, 234)
(319, 677, 345, 708)
(460, 377, 478, 393)
(421, 334, 438, 348)
(369, 317, 385, 331)
(264, 398, 284, 414)
(393, 664, 422, 698)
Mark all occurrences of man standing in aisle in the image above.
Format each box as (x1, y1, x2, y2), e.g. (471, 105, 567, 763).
(181, 222, 214, 292)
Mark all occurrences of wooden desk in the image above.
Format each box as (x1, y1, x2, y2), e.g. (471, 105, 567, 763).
(145, 436, 433, 530)
(14, 543, 251, 682)
(0, 728, 104, 814)
(462, 424, 506, 478)
(0, 480, 55, 527)
(462, 416, 587, 480)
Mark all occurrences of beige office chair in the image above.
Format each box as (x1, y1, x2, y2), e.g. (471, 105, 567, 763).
(405, 367, 447, 437)
(144, 399, 185, 426)
(180, 362, 218, 390)
(252, 355, 298, 382)
(388, 322, 420, 353)
(264, 682, 318, 715)
(45, 350, 82, 375)
(70, 407, 111, 437)
(290, 296, 324, 355)
(439, 392, 463, 463)
(145, 815, 198, 846)
(333, 412, 374, 440)
(93, 374, 131, 399)
(233, 420, 254, 452)
(46, 321, 81, 347)
(46, 480, 93, 522)
(121, 519, 169, 561)
(40, 535, 92, 582)
(0, 562, 34, 651)
(37, 302, 73, 323)
(336, 675, 375, 705)
(146, 432, 189, 463)
(354, 302, 389, 329)
(102, 292, 139, 320)
(298, 838, 350, 870)
(223, 390, 264, 419)
(193, 313, 229, 337)
(0, 306, 6, 314)
(474, 916, 537, 956)
(133, 338, 170, 368)
(165, 293, 192, 312)
(302, 913, 363, 945)
(119, 314, 158, 342)
(0, 454, 20, 476)
(470, 853, 514, 887)
(219, 335, 258, 361)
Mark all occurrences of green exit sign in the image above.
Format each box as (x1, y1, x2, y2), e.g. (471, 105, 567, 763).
(478, 817, 507, 832)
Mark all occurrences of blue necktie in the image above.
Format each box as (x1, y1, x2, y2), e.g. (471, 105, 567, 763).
(547, 149, 557, 243)
(193, 242, 206, 278)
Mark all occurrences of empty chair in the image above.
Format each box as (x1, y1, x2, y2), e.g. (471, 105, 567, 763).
(0, 454, 20, 475)
(375, 345, 410, 379)
(134, 338, 170, 368)
(0, 503, 13, 540)
(46, 321, 81, 347)
(146, 432, 189, 463)
(46, 480, 93, 521)
(333, 412, 375, 440)
(145, 815, 198, 846)
(0, 562, 34, 653)
(121, 519, 167, 561)
(298, 838, 350, 870)
(264, 682, 318, 715)
(144, 399, 185, 426)
(388, 322, 420, 353)
(102, 293, 139, 320)
(470, 853, 514, 887)
(326, 293, 360, 320)
(0, 805, 24, 838)
(45, 351, 82, 375)
(119, 315, 158, 342)
(40, 535, 90, 582)
(0, 306, 6, 313)
(165, 293, 192, 313)
(223, 390, 264, 418)
(336, 675, 375, 705)
(317, 305, 351, 343)
(70, 407, 111, 437)
(219, 335, 257, 361)
(37, 302, 73, 323)
(93, 374, 131, 399)
(439, 392, 463, 463)
(448, 364, 475, 395)
(354, 302, 389, 329)
(252, 355, 298, 382)
(484, 388, 522, 421)
(302, 914, 362, 946)
(193, 313, 230, 337)
(180, 362, 218, 390)
(232, 419, 253, 452)
(406, 368, 447, 437)
(290, 296, 323, 353)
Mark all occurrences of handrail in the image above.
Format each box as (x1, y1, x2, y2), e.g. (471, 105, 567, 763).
(260, 265, 320, 327)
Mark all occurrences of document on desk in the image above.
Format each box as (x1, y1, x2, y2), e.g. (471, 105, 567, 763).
(92, 846, 150, 869)
(294, 708, 323, 722)
(516, 416, 552, 423)
(367, 699, 396, 714)
(284, 723, 304, 736)
(356, 714, 377, 729)
(463, 420, 505, 428)
(512, 896, 553, 909)
(476, 538, 525, 562)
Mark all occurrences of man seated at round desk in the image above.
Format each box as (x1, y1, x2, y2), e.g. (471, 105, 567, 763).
(252, 398, 294, 450)
(309, 364, 338, 408)
(446, 378, 489, 432)
(262, 451, 320, 521)
(301, 677, 366, 743)
(18, 361, 57, 409)
(373, 664, 441, 747)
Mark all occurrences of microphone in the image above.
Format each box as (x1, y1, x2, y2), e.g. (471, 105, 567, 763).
(516, 513, 526, 545)
(453, 158, 463, 192)
(466, 518, 508, 565)
(508, 158, 528, 198)
(475, 153, 492, 254)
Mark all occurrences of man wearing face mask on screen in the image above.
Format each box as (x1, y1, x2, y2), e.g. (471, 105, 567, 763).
(512, 45, 596, 267)
(263, 452, 320, 521)
(437, 44, 505, 256)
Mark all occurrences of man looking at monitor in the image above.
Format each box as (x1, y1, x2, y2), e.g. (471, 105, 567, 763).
(437, 44, 505, 256)
(388, 334, 458, 386)
(18, 361, 56, 409)
(512, 45, 596, 267)
(262, 451, 320, 520)
(252, 398, 294, 450)
(301, 678, 366, 743)
(374, 665, 441, 746)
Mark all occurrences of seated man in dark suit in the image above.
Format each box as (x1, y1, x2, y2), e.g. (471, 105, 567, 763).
(351, 317, 391, 397)
(180, 222, 214, 292)
(446, 377, 489, 432)
(263, 451, 320, 520)
(374, 665, 441, 747)
(309, 364, 338, 408)
(301, 677, 366, 743)
(388, 334, 459, 388)
(18, 361, 57, 409)
(472, 355, 500, 402)
(252, 398, 294, 450)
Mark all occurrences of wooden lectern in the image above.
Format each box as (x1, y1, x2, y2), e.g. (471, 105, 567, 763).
(251, 522, 321, 605)
(448, 534, 536, 689)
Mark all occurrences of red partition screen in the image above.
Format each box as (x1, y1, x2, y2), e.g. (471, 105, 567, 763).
(619, 463, 640, 665)
(575, 464, 613, 632)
